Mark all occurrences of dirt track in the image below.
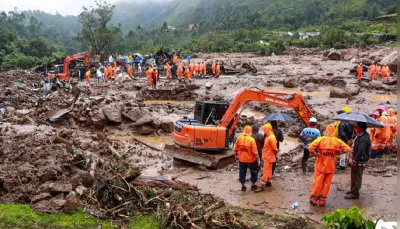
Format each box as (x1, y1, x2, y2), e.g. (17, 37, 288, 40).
(0, 46, 397, 226)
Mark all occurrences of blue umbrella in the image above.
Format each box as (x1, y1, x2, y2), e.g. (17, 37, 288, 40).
(331, 112, 384, 128)
(262, 113, 296, 122)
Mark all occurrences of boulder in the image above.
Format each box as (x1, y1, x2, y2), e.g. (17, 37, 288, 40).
(160, 122, 174, 133)
(345, 84, 360, 96)
(89, 109, 107, 126)
(103, 104, 122, 123)
(350, 57, 360, 63)
(369, 81, 385, 90)
(212, 95, 223, 101)
(133, 116, 155, 126)
(361, 58, 373, 65)
(31, 193, 52, 204)
(303, 83, 317, 92)
(205, 82, 213, 90)
(283, 77, 298, 88)
(329, 88, 351, 98)
(5, 106, 15, 117)
(138, 125, 156, 135)
(380, 51, 397, 72)
(368, 51, 383, 61)
(123, 107, 151, 122)
(48, 182, 73, 193)
(327, 51, 342, 60)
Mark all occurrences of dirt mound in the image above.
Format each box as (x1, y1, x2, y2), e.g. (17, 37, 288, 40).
(138, 84, 199, 101)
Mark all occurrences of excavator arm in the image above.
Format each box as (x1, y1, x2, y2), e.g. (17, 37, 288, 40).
(217, 89, 313, 137)
(62, 51, 91, 74)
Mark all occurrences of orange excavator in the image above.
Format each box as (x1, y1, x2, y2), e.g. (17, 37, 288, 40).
(47, 51, 91, 81)
(165, 89, 313, 168)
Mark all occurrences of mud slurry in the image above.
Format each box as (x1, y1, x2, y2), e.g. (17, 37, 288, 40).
(0, 46, 397, 227)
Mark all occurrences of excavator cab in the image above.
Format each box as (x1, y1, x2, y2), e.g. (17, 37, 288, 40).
(194, 101, 230, 125)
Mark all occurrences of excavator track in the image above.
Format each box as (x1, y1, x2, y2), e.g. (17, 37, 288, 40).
(164, 144, 235, 169)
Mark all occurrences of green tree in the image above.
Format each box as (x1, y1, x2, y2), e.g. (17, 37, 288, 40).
(77, 0, 121, 57)
(162, 21, 168, 31)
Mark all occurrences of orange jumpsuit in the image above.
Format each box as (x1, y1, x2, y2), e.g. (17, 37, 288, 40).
(104, 67, 109, 81)
(387, 108, 397, 149)
(371, 115, 390, 151)
(368, 64, 375, 81)
(172, 55, 178, 65)
(189, 63, 194, 77)
(261, 123, 277, 185)
(177, 65, 183, 80)
(234, 126, 259, 163)
(211, 61, 216, 74)
(308, 124, 351, 206)
(199, 63, 204, 76)
(194, 63, 199, 76)
(165, 63, 171, 79)
(113, 61, 117, 69)
(381, 66, 390, 82)
(215, 64, 221, 78)
(375, 65, 381, 80)
(356, 65, 363, 81)
(184, 67, 191, 81)
(146, 68, 153, 86)
(85, 70, 91, 83)
(127, 65, 133, 78)
(203, 63, 207, 75)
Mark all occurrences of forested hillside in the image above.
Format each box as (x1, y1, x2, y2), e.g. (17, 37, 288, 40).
(0, 0, 396, 72)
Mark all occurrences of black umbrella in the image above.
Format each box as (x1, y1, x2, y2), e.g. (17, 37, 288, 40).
(262, 113, 296, 122)
(331, 112, 384, 128)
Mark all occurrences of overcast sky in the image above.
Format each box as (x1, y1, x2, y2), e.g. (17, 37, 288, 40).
(1, 0, 120, 16)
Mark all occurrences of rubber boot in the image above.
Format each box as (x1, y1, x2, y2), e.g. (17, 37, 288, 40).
(302, 161, 307, 174)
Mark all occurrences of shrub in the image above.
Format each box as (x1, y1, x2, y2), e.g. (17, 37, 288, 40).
(321, 206, 376, 229)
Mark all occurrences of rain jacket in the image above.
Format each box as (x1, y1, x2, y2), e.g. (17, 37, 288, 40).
(234, 126, 259, 163)
(261, 123, 278, 163)
(375, 115, 390, 139)
(308, 124, 351, 173)
(388, 108, 397, 133)
(251, 126, 265, 158)
(352, 131, 371, 164)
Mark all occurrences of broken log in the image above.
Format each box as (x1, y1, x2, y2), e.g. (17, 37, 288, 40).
(131, 137, 162, 151)
(108, 145, 122, 158)
(132, 176, 198, 191)
(54, 136, 73, 146)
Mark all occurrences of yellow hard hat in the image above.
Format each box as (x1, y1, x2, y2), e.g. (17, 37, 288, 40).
(342, 106, 351, 114)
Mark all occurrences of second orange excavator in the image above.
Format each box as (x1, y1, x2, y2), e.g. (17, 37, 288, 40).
(165, 89, 313, 168)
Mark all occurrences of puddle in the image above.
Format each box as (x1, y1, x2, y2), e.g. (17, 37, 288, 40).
(368, 94, 397, 102)
(108, 135, 173, 149)
(263, 87, 330, 98)
(144, 100, 194, 105)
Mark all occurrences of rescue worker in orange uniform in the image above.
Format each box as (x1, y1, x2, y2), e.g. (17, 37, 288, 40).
(234, 125, 260, 191)
(381, 64, 390, 82)
(127, 63, 133, 79)
(369, 111, 380, 143)
(387, 108, 397, 151)
(211, 60, 216, 74)
(104, 65, 109, 81)
(172, 54, 178, 65)
(307, 124, 351, 206)
(177, 64, 183, 81)
(194, 62, 199, 77)
(255, 123, 277, 191)
(165, 63, 171, 80)
(85, 69, 91, 83)
(215, 62, 221, 78)
(146, 67, 153, 87)
(184, 66, 191, 82)
(375, 64, 381, 80)
(368, 63, 376, 81)
(371, 106, 391, 158)
(202, 62, 207, 76)
(108, 65, 114, 80)
(189, 62, 194, 77)
(113, 60, 117, 69)
(199, 62, 204, 77)
(356, 63, 363, 81)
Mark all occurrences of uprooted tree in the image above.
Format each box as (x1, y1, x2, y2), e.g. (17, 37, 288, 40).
(77, 0, 121, 61)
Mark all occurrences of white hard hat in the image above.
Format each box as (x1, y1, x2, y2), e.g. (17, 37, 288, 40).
(309, 117, 317, 123)
(382, 111, 389, 116)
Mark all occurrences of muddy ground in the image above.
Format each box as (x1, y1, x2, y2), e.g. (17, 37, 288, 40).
(0, 46, 397, 227)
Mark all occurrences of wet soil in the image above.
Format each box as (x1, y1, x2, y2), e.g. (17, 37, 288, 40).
(0, 46, 397, 224)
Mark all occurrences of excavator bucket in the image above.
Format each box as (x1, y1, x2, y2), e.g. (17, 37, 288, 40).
(164, 144, 235, 169)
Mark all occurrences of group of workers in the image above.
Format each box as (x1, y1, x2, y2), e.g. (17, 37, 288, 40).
(235, 105, 397, 206)
(356, 62, 391, 82)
